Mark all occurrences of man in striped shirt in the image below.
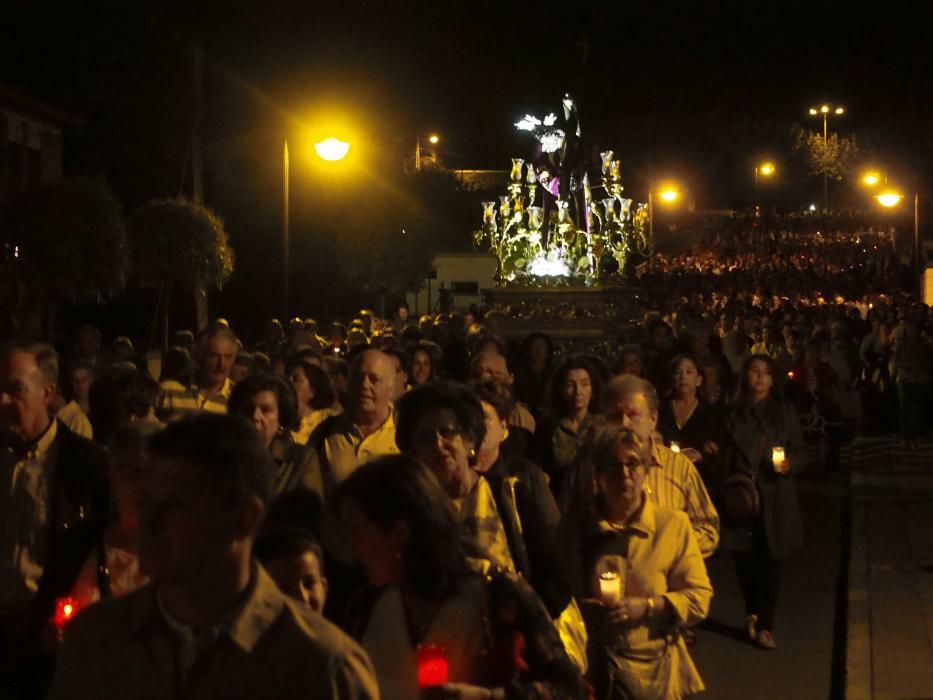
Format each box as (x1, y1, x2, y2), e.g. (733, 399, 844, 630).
(601, 374, 720, 558)
(160, 326, 236, 421)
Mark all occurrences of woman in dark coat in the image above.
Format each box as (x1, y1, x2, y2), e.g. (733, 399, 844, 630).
(721, 354, 804, 651)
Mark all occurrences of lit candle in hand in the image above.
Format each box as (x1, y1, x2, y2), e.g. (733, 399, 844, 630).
(669, 442, 681, 454)
(416, 644, 449, 689)
(53, 597, 79, 630)
(771, 446, 788, 473)
(598, 571, 621, 605)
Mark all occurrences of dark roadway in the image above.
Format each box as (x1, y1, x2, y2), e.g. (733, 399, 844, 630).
(691, 475, 847, 700)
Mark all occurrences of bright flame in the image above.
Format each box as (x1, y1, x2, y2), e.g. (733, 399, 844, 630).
(876, 192, 903, 208)
(428, 134, 439, 144)
(314, 138, 350, 161)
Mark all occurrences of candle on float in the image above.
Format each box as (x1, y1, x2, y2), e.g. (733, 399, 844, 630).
(416, 644, 449, 689)
(598, 571, 621, 605)
(53, 597, 80, 630)
(669, 441, 681, 454)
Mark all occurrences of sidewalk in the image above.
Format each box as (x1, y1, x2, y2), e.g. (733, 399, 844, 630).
(847, 436, 933, 700)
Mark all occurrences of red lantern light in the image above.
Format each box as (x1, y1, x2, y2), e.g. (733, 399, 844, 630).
(416, 644, 449, 689)
(53, 597, 80, 629)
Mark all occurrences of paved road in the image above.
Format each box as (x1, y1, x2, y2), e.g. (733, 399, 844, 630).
(691, 475, 847, 700)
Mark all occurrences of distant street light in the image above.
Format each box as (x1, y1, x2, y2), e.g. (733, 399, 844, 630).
(875, 187, 921, 291)
(755, 161, 776, 189)
(649, 182, 681, 271)
(808, 103, 845, 211)
(283, 135, 351, 316)
(861, 171, 881, 187)
(415, 132, 441, 171)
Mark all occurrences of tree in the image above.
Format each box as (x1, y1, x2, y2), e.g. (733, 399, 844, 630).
(331, 169, 476, 311)
(792, 126, 859, 209)
(1, 179, 128, 335)
(129, 198, 234, 343)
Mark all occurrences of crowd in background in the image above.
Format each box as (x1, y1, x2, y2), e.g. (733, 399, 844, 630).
(1, 216, 931, 699)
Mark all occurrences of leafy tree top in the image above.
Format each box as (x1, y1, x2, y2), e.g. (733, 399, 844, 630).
(792, 126, 859, 181)
(130, 197, 234, 289)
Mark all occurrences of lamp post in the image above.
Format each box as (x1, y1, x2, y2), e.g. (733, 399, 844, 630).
(754, 162, 775, 190)
(876, 189, 921, 292)
(808, 104, 844, 212)
(648, 184, 680, 272)
(415, 133, 440, 172)
(282, 136, 350, 318)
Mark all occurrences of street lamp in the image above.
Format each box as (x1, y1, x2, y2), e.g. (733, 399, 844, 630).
(755, 161, 776, 189)
(282, 136, 349, 317)
(648, 183, 681, 271)
(861, 171, 881, 187)
(415, 133, 440, 171)
(875, 187, 921, 291)
(808, 103, 845, 211)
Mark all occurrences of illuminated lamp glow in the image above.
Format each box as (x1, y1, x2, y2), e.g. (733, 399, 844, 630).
(314, 138, 350, 161)
(428, 134, 439, 144)
(660, 189, 678, 203)
(876, 192, 903, 208)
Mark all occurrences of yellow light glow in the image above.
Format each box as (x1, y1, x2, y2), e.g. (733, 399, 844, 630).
(861, 172, 880, 187)
(314, 138, 350, 161)
(876, 192, 903, 208)
(809, 108, 818, 115)
(835, 107, 844, 115)
(428, 134, 440, 144)
(820, 105, 830, 114)
(660, 189, 679, 203)
(759, 162, 775, 176)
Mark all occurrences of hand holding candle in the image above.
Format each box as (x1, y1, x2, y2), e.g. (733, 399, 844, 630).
(598, 571, 622, 605)
(669, 441, 681, 454)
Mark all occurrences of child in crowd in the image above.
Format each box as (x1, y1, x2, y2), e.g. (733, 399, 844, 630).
(255, 528, 328, 614)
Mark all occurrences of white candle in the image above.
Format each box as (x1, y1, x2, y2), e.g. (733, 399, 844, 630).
(670, 441, 681, 454)
(599, 571, 621, 604)
(772, 446, 787, 472)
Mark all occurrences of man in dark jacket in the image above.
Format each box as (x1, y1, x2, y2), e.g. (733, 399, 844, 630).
(0, 340, 109, 697)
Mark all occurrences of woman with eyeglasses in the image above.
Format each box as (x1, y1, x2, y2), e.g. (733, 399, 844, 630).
(561, 425, 712, 699)
(394, 381, 515, 574)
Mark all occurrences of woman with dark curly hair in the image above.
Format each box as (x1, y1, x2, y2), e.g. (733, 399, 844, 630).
(229, 374, 321, 498)
(395, 381, 517, 574)
(532, 355, 603, 503)
(288, 358, 342, 445)
(336, 454, 587, 700)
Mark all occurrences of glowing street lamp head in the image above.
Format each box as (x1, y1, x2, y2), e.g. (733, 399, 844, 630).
(861, 172, 880, 187)
(659, 189, 679, 203)
(314, 137, 350, 161)
(835, 107, 844, 115)
(809, 108, 818, 115)
(759, 162, 775, 177)
(820, 105, 830, 114)
(875, 192, 903, 208)
(428, 134, 440, 144)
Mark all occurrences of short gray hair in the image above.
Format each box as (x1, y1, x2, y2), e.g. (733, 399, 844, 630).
(0, 341, 59, 387)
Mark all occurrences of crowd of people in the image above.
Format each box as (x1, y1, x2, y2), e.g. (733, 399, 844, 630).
(1, 216, 931, 699)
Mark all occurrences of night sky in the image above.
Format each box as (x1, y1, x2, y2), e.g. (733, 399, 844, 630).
(4, 2, 933, 331)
